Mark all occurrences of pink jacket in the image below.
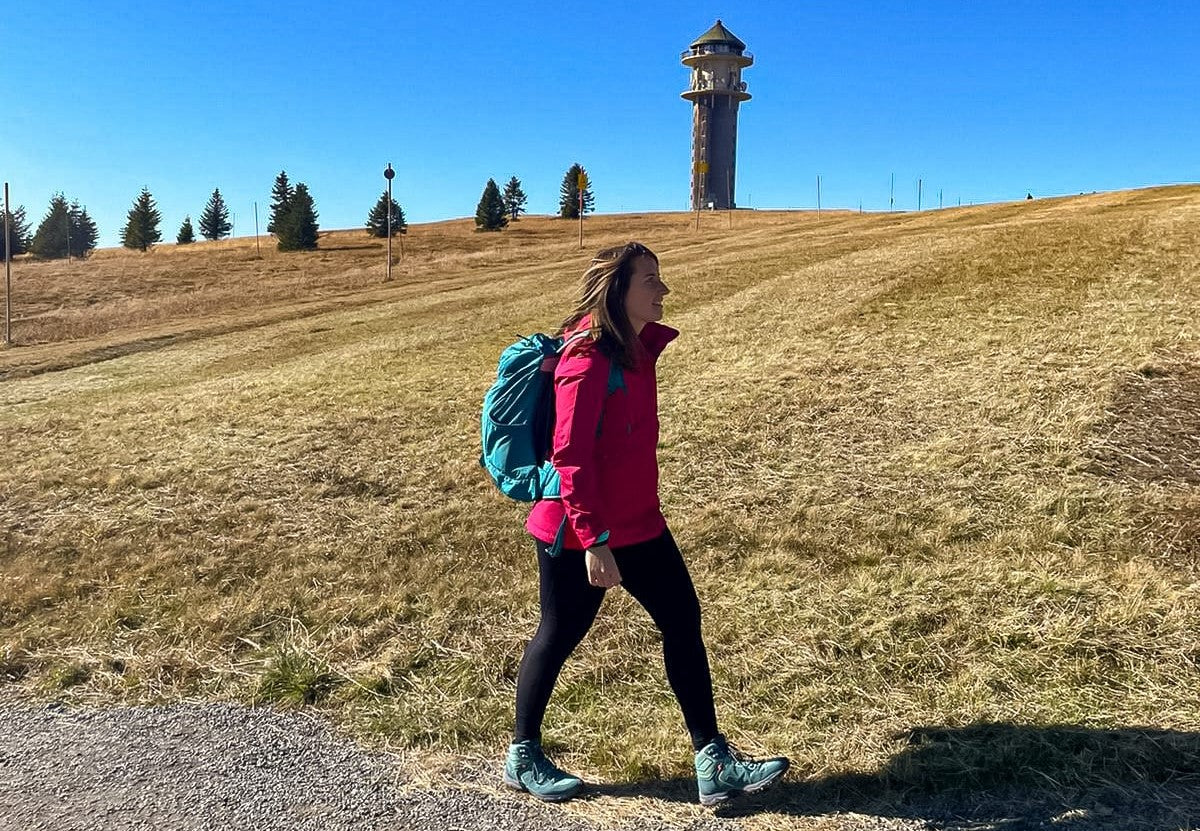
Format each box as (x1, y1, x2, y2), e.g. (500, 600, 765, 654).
(526, 317, 679, 550)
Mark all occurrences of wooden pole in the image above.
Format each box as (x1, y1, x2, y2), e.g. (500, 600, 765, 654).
(4, 182, 11, 345)
(577, 169, 586, 248)
(384, 163, 395, 279)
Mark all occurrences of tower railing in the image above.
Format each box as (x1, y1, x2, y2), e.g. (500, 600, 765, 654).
(687, 79, 749, 93)
(680, 49, 754, 62)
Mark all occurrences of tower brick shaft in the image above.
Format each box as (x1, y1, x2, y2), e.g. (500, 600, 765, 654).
(681, 20, 752, 211)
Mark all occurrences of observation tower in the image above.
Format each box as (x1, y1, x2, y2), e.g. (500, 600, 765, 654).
(681, 20, 753, 210)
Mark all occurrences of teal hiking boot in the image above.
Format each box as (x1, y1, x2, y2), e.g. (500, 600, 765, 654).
(503, 740, 584, 802)
(695, 735, 789, 806)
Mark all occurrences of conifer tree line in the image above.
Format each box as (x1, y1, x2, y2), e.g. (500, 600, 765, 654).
(24, 194, 98, 259)
(109, 176, 318, 253)
(472, 164, 594, 232)
(115, 186, 231, 251)
(1, 195, 98, 259)
(473, 175, 528, 231)
(3, 176, 327, 257)
(4, 160, 595, 255)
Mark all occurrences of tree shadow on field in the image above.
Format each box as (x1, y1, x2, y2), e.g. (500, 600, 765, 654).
(589, 724, 1200, 830)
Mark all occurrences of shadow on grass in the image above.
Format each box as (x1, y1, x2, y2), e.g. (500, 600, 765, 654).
(319, 243, 381, 252)
(588, 724, 1200, 830)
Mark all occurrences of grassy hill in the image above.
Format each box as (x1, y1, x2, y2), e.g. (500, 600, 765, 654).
(2, 189, 1199, 825)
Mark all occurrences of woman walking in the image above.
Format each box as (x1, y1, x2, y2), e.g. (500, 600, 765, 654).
(503, 242, 789, 806)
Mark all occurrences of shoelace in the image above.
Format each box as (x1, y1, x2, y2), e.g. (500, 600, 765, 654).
(721, 740, 764, 770)
(513, 744, 564, 787)
(528, 750, 567, 784)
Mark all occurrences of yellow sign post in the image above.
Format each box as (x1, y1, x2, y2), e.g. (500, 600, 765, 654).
(577, 171, 589, 248)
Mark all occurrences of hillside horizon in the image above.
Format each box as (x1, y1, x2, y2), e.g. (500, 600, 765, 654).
(8, 183, 1176, 260)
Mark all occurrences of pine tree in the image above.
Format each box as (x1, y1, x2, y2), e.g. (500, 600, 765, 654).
(267, 170, 292, 234)
(33, 196, 97, 259)
(121, 188, 163, 251)
(70, 204, 98, 257)
(199, 188, 232, 240)
(1, 206, 31, 258)
(276, 183, 319, 251)
(501, 176, 527, 221)
(475, 178, 508, 231)
(365, 191, 407, 238)
(177, 216, 195, 245)
(30, 194, 71, 259)
(558, 163, 594, 219)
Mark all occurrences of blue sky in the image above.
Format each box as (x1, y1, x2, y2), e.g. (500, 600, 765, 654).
(4, 1, 1198, 247)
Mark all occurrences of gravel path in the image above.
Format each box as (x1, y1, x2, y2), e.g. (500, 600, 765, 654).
(0, 699, 927, 831)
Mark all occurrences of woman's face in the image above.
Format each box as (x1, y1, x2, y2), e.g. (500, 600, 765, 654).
(623, 254, 669, 333)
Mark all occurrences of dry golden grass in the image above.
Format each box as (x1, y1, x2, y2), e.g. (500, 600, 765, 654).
(2, 189, 1199, 827)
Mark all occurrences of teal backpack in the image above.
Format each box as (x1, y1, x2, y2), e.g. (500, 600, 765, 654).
(480, 330, 624, 552)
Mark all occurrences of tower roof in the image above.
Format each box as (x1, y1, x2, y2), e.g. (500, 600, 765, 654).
(690, 19, 746, 50)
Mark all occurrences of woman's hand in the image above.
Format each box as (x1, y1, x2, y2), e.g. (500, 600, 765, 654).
(585, 545, 622, 588)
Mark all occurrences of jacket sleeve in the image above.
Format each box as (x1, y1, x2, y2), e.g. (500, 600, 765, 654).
(550, 345, 611, 548)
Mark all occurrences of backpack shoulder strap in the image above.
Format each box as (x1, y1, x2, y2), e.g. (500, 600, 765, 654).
(607, 359, 625, 395)
(558, 329, 592, 356)
(559, 330, 623, 392)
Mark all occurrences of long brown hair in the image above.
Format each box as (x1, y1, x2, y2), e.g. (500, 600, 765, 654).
(558, 241, 658, 370)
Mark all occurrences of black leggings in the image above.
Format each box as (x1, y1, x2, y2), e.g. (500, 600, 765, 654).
(513, 528, 719, 751)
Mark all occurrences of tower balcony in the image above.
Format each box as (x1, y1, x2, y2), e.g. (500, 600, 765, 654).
(681, 48, 753, 68)
(681, 80, 751, 102)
